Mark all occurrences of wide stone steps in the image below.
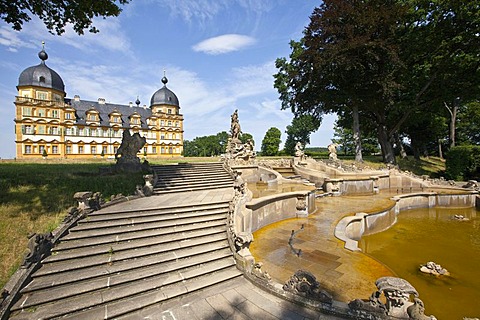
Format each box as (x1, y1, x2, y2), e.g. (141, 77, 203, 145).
(16, 249, 234, 307)
(11, 258, 240, 319)
(151, 162, 234, 193)
(8, 163, 241, 320)
(75, 207, 227, 232)
(59, 216, 226, 243)
(25, 240, 230, 291)
(35, 233, 229, 277)
(47, 224, 227, 261)
(86, 201, 229, 220)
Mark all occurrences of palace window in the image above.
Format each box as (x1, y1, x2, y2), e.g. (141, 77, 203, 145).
(78, 128, 84, 136)
(24, 145, 32, 154)
(79, 146, 84, 154)
(39, 145, 45, 154)
(161, 134, 165, 140)
(168, 121, 172, 126)
(65, 127, 73, 135)
(36, 91, 48, 100)
(52, 146, 58, 154)
(152, 147, 156, 154)
(51, 110, 59, 118)
(88, 114, 97, 121)
(23, 107, 32, 116)
(66, 145, 72, 154)
(169, 147, 173, 154)
(167, 109, 172, 114)
(161, 147, 165, 154)
(22, 125, 33, 134)
(113, 146, 118, 154)
(175, 121, 178, 127)
(50, 126, 58, 135)
(91, 146, 97, 154)
(37, 109, 45, 117)
(37, 126, 45, 134)
(102, 146, 107, 154)
(65, 113, 72, 120)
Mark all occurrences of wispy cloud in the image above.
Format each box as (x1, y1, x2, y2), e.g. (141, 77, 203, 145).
(0, 17, 131, 54)
(192, 34, 256, 55)
(0, 25, 36, 51)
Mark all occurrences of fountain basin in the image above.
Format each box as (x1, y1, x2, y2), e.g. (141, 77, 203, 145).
(335, 190, 479, 251)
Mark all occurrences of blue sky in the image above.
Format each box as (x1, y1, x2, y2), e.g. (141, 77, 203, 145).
(0, 0, 336, 159)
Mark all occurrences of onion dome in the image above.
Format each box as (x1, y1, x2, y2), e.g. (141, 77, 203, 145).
(150, 75, 179, 108)
(17, 45, 65, 93)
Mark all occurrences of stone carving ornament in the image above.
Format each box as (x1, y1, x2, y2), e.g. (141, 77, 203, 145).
(283, 270, 333, 304)
(22, 232, 53, 268)
(348, 277, 437, 319)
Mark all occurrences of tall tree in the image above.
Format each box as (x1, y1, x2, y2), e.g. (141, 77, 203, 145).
(283, 115, 321, 155)
(275, 0, 406, 163)
(261, 127, 282, 156)
(1, 0, 129, 35)
(275, 0, 480, 164)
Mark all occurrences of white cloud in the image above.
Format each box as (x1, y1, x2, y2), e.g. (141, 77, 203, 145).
(192, 34, 256, 55)
(0, 17, 131, 54)
(0, 25, 36, 51)
(155, 0, 228, 24)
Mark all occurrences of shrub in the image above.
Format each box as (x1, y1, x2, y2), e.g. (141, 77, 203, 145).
(445, 145, 480, 181)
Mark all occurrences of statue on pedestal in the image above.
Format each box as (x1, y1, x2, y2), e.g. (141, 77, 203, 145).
(115, 130, 147, 172)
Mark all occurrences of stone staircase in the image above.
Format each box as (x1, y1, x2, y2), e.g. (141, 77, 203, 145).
(152, 162, 234, 194)
(8, 163, 242, 319)
(273, 166, 296, 178)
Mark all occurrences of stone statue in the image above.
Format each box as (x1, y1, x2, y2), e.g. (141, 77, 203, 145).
(328, 143, 338, 161)
(407, 298, 438, 320)
(230, 109, 242, 142)
(115, 130, 147, 172)
(348, 277, 432, 319)
(115, 130, 146, 161)
(294, 142, 305, 161)
(283, 270, 333, 304)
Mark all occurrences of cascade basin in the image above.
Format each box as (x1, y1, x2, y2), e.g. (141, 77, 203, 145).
(360, 206, 480, 319)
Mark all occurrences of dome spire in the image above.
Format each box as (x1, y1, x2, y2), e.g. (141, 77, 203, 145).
(38, 41, 48, 64)
(161, 70, 168, 86)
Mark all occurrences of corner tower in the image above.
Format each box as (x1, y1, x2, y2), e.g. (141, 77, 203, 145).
(14, 43, 67, 158)
(149, 75, 184, 156)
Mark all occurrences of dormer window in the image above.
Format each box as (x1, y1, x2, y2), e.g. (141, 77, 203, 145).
(167, 109, 172, 114)
(39, 76, 45, 83)
(88, 114, 97, 121)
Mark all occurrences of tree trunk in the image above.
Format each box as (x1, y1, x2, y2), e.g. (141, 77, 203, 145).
(445, 100, 458, 148)
(376, 113, 396, 164)
(352, 105, 363, 163)
(410, 137, 421, 160)
(438, 139, 443, 159)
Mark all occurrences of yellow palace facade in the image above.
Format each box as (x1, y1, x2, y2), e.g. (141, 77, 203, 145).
(14, 48, 184, 159)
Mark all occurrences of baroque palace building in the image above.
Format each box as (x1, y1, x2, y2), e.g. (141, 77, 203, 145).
(14, 46, 184, 159)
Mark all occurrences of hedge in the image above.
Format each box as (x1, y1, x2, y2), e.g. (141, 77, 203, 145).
(445, 145, 480, 181)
